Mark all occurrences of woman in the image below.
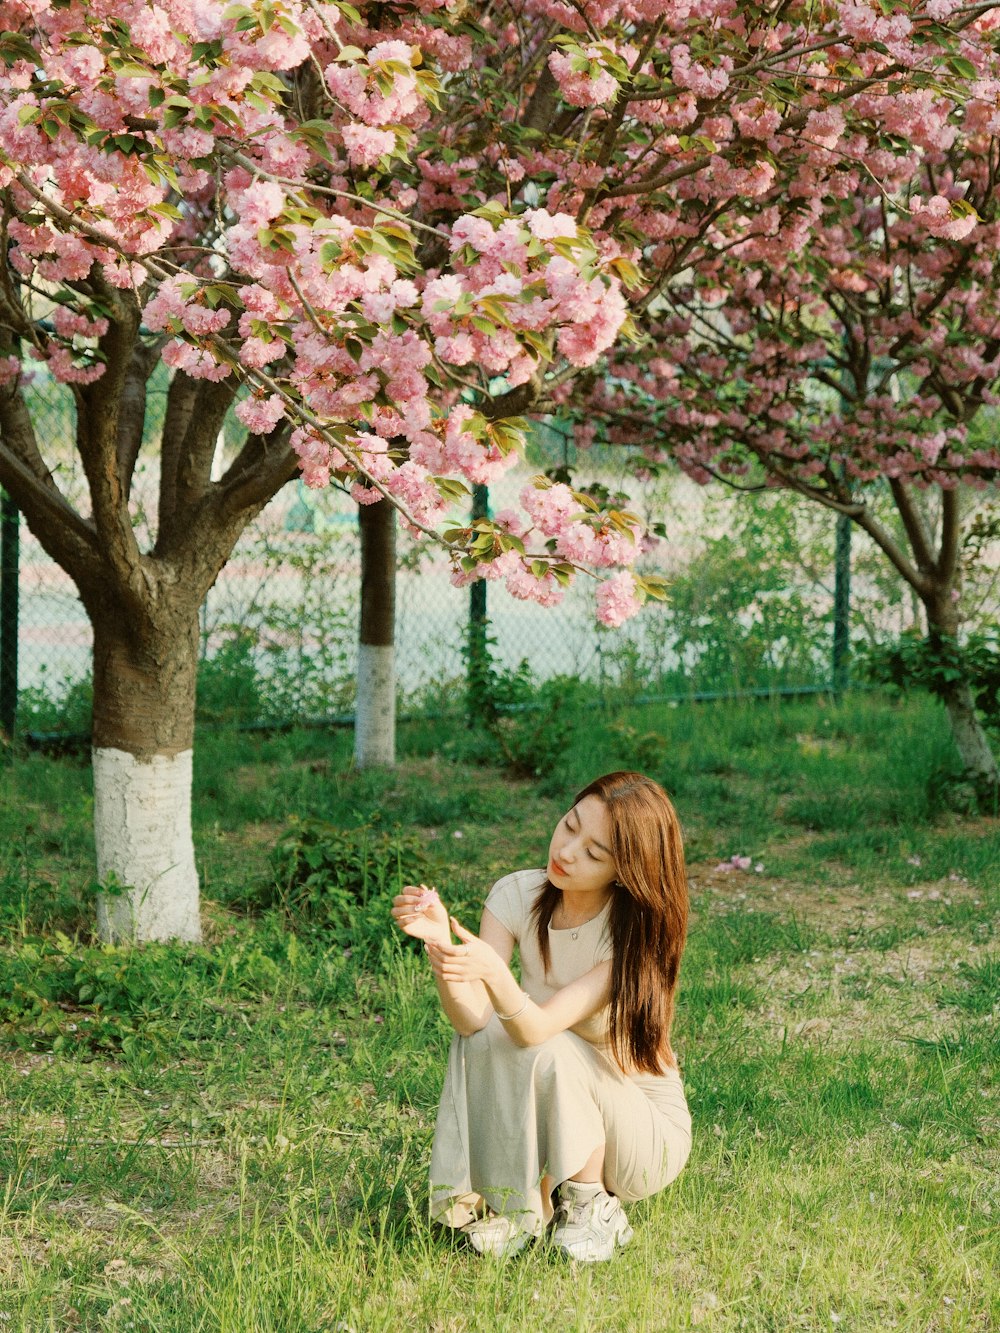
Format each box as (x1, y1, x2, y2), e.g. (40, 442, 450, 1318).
(391, 770, 691, 1261)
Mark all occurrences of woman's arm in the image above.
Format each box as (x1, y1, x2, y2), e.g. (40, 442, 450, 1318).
(433, 907, 515, 1036)
(426, 916, 612, 1047)
(391, 892, 515, 1037)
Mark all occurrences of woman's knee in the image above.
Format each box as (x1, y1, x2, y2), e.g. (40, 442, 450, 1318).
(606, 1128, 691, 1202)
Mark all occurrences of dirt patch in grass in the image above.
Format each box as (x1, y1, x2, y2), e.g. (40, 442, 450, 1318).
(0, 1232, 50, 1280)
(690, 824, 992, 936)
(690, 863, 890, 933)
(746, 933, 999, 1050)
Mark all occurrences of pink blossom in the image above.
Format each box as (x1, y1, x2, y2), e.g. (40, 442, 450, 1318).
(235, 393, 286, 434)
(351, 483, 384, 506)
(595, 571, 643, 628)
(233, 180, 286, 226)
(526, 209, 578, 240)
(521, 482, 578, 536)
(493, 508, 527, 538)
(504, 559, 565, 608)
(161, 340, 231, 381)
(51, 307, 109, 339)
(240, 335, 284, 368)
(46, 347, 105, 384)
(342, 123, 396, 168)
(413, 886, 440, 912)
(715, 854, 753, 873)
(549, 49, 620, 108)
(911, 195, 978, 241)
(449, 215, 498, 253)
(671, 45, 731, 98)
(804, 107, 846, 152)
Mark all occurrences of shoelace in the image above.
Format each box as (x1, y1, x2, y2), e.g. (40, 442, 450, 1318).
(557, 1192, 602, 1227)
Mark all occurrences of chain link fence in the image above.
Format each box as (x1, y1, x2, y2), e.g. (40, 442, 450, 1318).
(2, 372, 925, 741)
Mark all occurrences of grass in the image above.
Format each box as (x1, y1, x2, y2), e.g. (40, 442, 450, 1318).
(0, 691, 997, 1331)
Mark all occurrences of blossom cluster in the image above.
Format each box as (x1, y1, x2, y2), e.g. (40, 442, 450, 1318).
(0, 0, 996, 630)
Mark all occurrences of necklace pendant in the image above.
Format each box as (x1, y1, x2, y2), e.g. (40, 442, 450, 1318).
(571, 929, 579, 940)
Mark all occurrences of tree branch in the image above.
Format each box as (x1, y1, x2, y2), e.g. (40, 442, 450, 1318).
(158, 371, 200, 542)
(117, 340, 162, 495)
(215, 430, 300, 523)
(0, 432, 98, 585)
(936, 484, 962, 584)
(888, 477, 935, 574)
(174, 377, 239, 517)
(74, 282, 147, 603)
(761, 461, 934, 596)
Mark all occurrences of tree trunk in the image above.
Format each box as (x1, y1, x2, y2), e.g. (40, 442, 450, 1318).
(939, 679, 1000, 789)
(355, 497, 396, 768)
(90, 602, 202, 943)
(924, 595, 1000, 793)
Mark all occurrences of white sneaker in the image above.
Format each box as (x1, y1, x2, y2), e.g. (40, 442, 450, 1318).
(551, 1186, 633, 1262)
(461, 1213, 533, 1258)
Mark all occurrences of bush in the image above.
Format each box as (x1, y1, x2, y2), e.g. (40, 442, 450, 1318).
(0, 934, 201, 1057)
(858, 629, 1000, 728)
(859, 629, 1000, 813)
(196, 631, 266, 726)
(267, 817, 429, 955)
(479, 668, 593, 782)
(16, 670, 93, 735)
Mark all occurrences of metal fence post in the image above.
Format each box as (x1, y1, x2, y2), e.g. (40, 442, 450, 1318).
(0, 488, 19, 738)
(467, 483, 491, 725)
(832, 510, 851, 692)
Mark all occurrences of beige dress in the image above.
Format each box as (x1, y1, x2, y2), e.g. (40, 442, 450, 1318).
(429, 869, 692, 1235)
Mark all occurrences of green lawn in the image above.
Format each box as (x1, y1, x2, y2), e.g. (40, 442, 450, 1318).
(0, 692, 997, 1331)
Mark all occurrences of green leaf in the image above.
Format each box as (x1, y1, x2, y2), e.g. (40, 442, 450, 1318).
(948, 55, 978, 78)
(434, 477, 471, 501)
(0, 31, 40, 66)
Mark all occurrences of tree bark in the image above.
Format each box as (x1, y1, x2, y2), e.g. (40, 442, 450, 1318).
(923, 593, 1000, 792)
(355, 497, 396, 768)
(90, 600, 202, 942)
(939, 679, 1000, 790)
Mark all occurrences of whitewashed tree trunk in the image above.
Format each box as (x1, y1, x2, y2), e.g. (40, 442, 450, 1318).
(93, 747, 201, 942)
(354, 643, 396, 768)
(0, 322, 300, 946)
(924, 592, 999, 795)
(89, 607, 204, 943)
(941, 680, 1000, 790)
(355, 495, 396, 769)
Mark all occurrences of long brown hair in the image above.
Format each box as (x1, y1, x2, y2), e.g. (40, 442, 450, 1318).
(531, 771, 688, 1075)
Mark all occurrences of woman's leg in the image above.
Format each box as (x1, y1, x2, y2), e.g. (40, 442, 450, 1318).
(591, 1071, 692, 1203)
(431, 1021, 608, 1236)
(569, 1141, 605, 1183)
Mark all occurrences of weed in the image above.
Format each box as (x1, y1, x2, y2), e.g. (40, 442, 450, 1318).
(936, 954, 1000, 1015)
(267, 817, 429, 955)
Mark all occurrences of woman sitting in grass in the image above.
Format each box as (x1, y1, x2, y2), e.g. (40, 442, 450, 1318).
(391, 770, 692, 1261)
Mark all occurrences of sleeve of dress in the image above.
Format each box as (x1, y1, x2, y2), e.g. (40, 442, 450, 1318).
(483, 870, 532, 943)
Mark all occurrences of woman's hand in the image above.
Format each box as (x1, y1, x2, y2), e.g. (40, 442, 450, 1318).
(426, 916, 502, 987)
(391, 884, 451, 946)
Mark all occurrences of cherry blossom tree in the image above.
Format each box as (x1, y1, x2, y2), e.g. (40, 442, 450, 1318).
(0, 0, 995, 939)
(583, 53, 1000, 793)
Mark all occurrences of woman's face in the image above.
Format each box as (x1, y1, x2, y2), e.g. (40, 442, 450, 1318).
(547, 795, 618, 897)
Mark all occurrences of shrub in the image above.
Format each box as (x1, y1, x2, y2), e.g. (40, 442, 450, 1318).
(858, 629, 1000, 728)
(196, 631, 266, 726)
(268, 817, 429, 955)
(0, 934, 199, 1057)
(16, 670, 93, 735)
